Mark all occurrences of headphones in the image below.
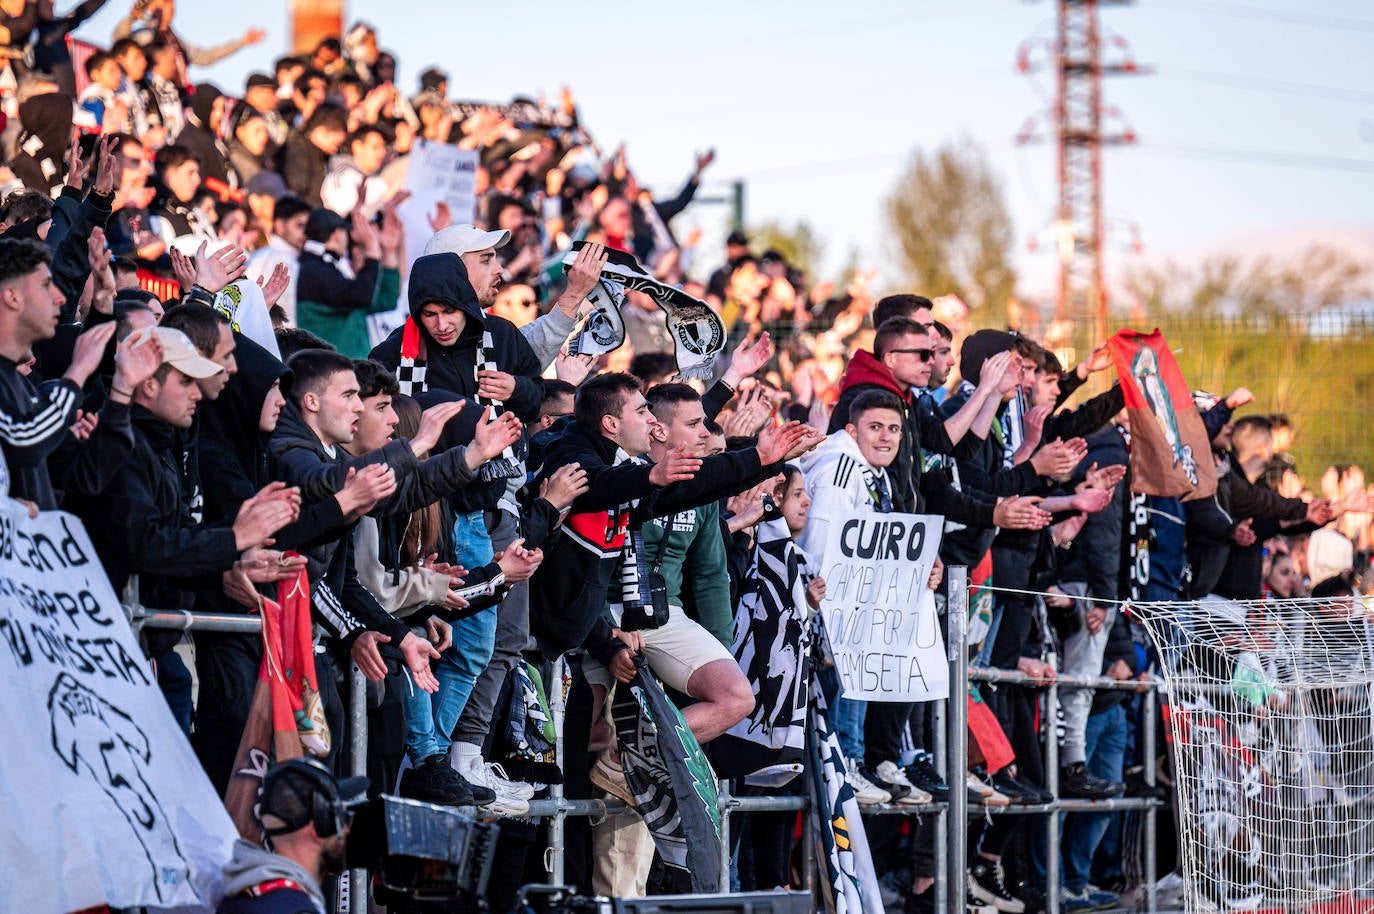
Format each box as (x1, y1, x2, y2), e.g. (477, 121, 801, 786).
(259, 757, 348, 839)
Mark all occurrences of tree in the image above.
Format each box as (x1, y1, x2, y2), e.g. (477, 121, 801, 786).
(748, 219, 824, 283)
(1121, 244, 1374, 476)
(884, 138, 1017, 313)
(1124, 243, 1370, 319)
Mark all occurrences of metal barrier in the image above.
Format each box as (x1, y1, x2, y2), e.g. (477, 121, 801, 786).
(130, 571, 1167, 914)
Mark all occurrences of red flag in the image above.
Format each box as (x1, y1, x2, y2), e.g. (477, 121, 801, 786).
(1108, 329, 1217, 501)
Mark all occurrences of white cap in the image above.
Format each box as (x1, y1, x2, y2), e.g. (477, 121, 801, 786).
(138, 326, 225, 379)
(423, 224, 510, 257)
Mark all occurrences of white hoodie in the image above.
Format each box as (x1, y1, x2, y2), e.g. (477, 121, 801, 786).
(797, 428, 892, 561)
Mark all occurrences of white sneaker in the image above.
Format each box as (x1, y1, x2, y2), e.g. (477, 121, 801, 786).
(460, 753, 531, 817)
(876, 760, 932, 805)
(486, 762, 537, 801)
(846, 758, 892, 806)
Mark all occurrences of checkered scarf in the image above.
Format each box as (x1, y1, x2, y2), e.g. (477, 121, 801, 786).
(397, 316, 522, 481)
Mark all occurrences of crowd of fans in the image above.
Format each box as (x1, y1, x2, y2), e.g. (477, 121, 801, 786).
(2, 6, 1373, 914)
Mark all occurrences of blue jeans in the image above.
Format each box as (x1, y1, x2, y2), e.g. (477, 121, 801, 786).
(403, 667, 443, 763)
(819, 665, 867, 760)
(430, 511, 498, 752)
(1062, 704, 1128, 891)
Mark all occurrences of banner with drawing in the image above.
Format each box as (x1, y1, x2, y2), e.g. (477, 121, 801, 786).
(819, 513, 949, 702)
(0, 504, 237, 912)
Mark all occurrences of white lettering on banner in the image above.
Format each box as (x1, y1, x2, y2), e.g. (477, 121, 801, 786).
(0, 504, 237, 913)
(820, 513, 950, 702)
(370, 141, 482, 345)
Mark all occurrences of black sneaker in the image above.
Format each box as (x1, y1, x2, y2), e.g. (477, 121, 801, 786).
(1060, 762, 1124, 800)
(905, 754, 952, 802)
(969, 859, 1026, 913)
(1123, 765, 1166, 799)
(862, 762, 912, 803)
(991, 769, 1052, 806)
(399, 754, 496, 806)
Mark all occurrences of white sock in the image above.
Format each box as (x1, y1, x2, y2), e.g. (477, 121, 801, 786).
(451, 741, 482, 771)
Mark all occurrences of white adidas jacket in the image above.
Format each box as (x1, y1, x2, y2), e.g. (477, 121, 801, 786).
(797, 429, 889, 562)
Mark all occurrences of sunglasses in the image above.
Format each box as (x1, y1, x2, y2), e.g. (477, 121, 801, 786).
(888, 348, 934, 362)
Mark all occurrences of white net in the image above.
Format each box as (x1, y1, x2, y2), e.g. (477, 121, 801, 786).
(1135, 596, 1374, 913)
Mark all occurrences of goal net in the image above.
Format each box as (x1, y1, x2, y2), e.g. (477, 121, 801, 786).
(1134, 595, 1374, 913)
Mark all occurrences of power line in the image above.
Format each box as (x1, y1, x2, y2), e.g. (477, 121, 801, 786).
(1139, 143, 1374, 174)
(1153, 0, 1374, 33)
(1161, 67, 1374, 105)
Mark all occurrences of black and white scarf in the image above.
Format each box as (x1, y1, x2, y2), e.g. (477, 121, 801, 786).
(396, 319, 521, 482)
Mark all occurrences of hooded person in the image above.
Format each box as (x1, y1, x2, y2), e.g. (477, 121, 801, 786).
(827, 317, 991, 514)
(8, 92, 72, 199)
(189, 336, 364, 791)
(370, 252, 547, 812)
(177, 83, 233, 188)
(369, 250, 542, 431)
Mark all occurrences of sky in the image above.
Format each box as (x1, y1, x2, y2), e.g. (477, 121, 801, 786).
(71, 0, 1374, 306)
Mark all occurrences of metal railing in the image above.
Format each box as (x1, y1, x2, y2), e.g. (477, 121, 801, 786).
(130, 570, 1167, 914)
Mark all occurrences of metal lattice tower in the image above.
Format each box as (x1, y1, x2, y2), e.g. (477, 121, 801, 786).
(1018, 1, 1145, 350)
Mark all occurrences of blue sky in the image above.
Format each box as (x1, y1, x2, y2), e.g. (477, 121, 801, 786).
(72, 1, 1374, 302)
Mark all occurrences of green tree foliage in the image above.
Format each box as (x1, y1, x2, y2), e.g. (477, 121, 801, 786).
(884, 138, 1017, 313)
(1122, 244, 1373, 475)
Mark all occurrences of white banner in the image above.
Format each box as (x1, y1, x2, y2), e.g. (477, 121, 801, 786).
(819, 513, 949, 702)
(370, 141, 482, 345)
(0, 505, 237, 913)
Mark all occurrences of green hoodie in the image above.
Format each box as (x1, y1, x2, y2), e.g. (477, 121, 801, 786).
(640, 500, 732, 647)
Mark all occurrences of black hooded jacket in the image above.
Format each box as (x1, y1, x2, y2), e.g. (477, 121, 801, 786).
(370, 252, 543, 513)
(197, 335, 347, 552)
(370, 252, 543, 422)
(176, 84, 231, 188)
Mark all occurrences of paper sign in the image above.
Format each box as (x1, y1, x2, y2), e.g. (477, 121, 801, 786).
(370, 141, 482, 344)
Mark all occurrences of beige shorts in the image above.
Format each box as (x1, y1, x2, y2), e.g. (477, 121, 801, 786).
(584, 604, 735, 694)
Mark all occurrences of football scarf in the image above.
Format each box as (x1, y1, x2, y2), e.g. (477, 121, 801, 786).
(396, 317, 521, 481)
(567, 278, 627, 358)
(563, 241, 726, 380)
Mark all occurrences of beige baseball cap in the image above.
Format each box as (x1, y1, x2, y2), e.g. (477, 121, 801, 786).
(137, 326, 224, 379)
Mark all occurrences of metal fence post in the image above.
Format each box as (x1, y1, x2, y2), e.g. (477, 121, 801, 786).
(345, 662, 368, 914)
(947, 566, 969, 914)
(933, 697, 948, 914)
(548, 655, 568, 885)
(718, 779, 733, 894)
(1044, 680, 1061, 914)
(1143, 684, 1158, 914)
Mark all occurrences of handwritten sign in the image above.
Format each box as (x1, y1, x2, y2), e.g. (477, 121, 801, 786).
(819, 513, 949, 702)
(0, 504, 237, 912)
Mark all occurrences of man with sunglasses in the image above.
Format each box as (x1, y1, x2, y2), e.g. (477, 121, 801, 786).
(829, 316, 1010, 513)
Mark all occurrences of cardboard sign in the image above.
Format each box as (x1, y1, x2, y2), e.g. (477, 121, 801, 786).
(819, 513, 949, 702)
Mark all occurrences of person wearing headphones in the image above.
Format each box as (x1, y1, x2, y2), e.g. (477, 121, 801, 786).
(218, 758, 367, 913)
